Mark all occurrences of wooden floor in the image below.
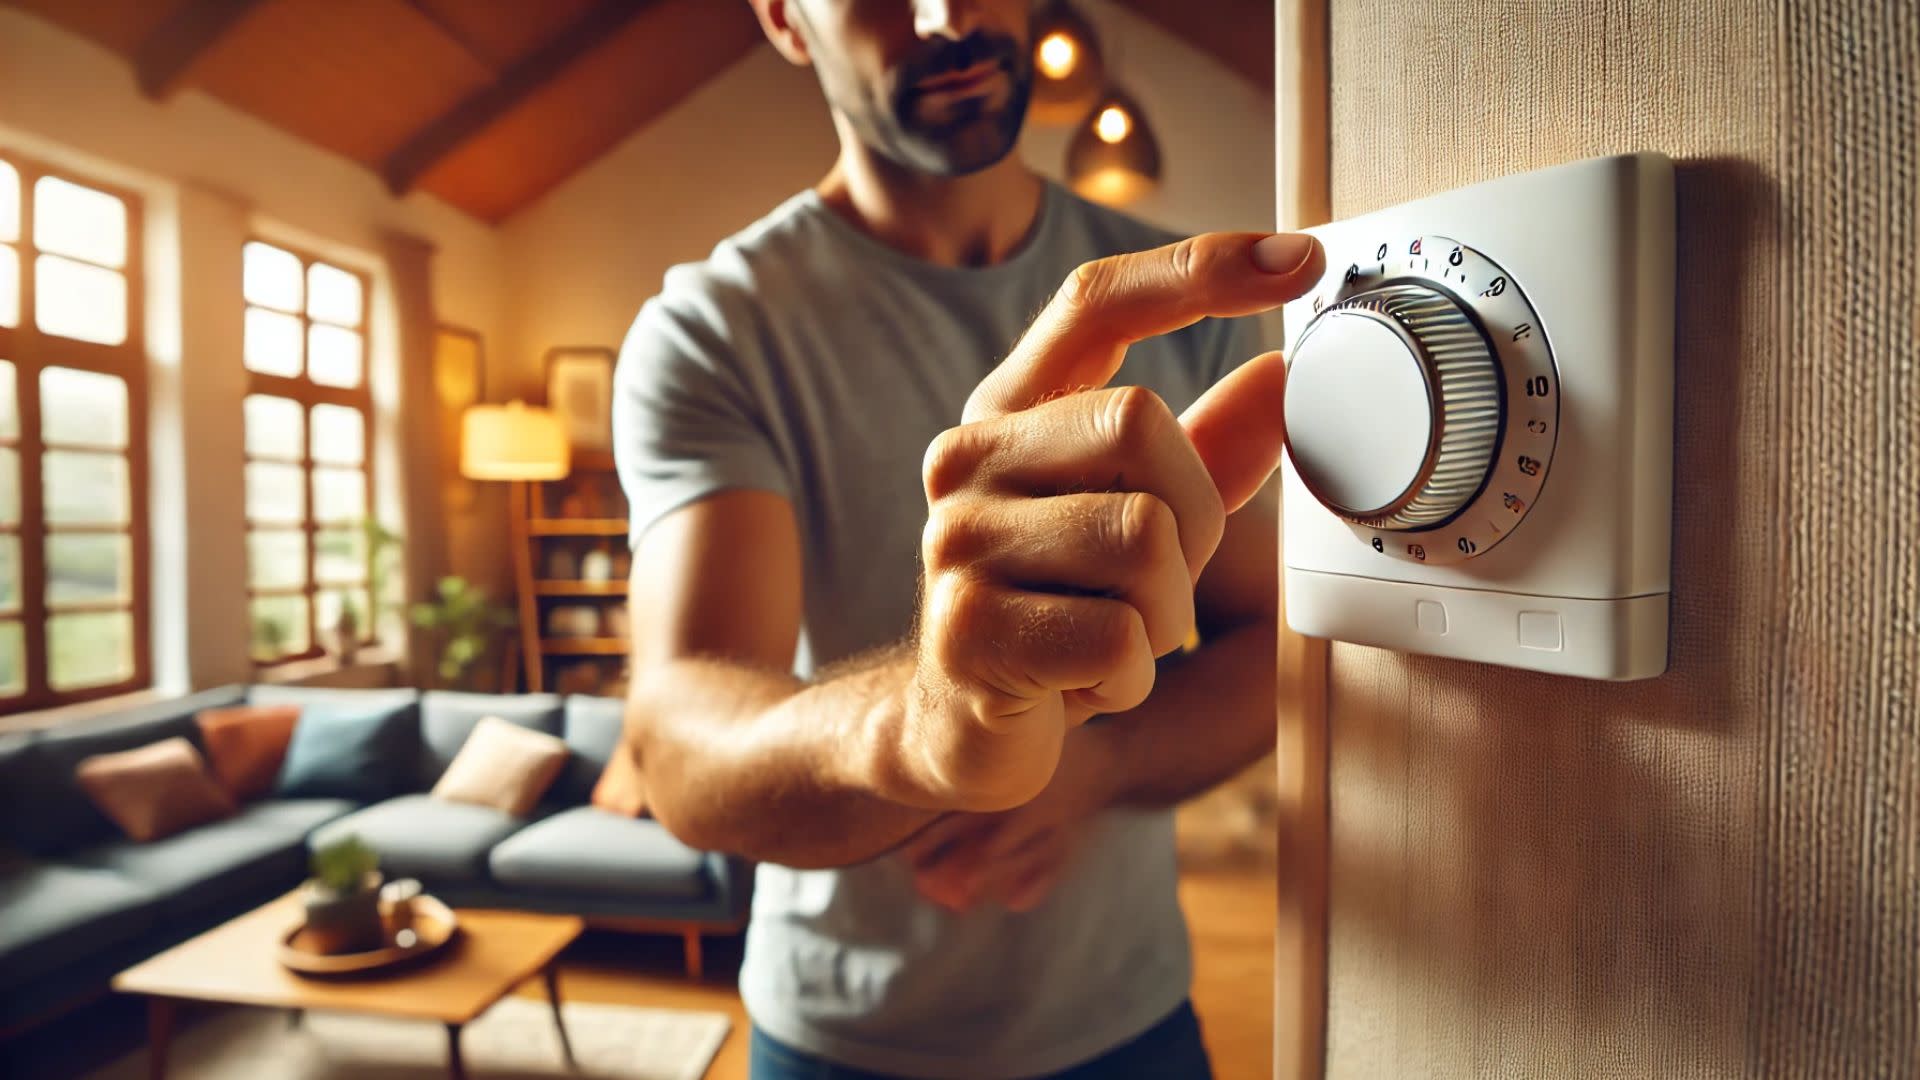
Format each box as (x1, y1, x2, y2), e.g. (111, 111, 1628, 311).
(516, 865, 1277, 1080)
(1, 866, 1275, 1079)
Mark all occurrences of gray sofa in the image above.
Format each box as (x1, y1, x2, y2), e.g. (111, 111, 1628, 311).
(0, 685, 750, 1035)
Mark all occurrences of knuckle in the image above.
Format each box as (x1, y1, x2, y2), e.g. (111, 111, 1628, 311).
(1060, 257, 1115, 312)
(921, 503, 986, 570)
(1087, 603, 1145, 670)
(1098, 384, 1173, 457)
(922, 426, 983, 501)
(1168, 236, 1198, 282)
(1113, 491, 1177, 569)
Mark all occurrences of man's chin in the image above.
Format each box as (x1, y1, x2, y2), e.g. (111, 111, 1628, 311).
(900, 115, 1025, 176)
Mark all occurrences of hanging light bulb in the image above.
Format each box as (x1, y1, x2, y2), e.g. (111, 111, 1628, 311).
(1067, 89, 1161, 206)
(1029, 1, 1103, 125)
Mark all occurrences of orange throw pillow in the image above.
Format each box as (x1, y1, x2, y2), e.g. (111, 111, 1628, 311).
(591, 744, 647, 818)
(195, 704, 302, 801)
(431, 717, 571, 817)
(76, 737, 238, 843)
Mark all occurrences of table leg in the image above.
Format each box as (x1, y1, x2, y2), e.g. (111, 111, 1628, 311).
(544, 963, 576, 1066)
(446, 1022, 466, 1080)
(146, 997, 174, 1080)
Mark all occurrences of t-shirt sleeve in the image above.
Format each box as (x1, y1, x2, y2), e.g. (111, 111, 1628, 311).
(612, 275, 790, 549)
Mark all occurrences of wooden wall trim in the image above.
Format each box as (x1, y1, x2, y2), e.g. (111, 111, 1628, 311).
(1272, 0, 1331, 1078)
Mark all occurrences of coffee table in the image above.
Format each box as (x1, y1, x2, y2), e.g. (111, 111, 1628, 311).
(112, 891, 584, 1080)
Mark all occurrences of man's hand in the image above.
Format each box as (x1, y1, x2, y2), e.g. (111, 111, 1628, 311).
(892, 231, 1324, 812)
(902, 726, 1119, 914)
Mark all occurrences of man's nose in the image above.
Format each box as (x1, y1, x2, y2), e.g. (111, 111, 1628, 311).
(912, 0, 981, 41)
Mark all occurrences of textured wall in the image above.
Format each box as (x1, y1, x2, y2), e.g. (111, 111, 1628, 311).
(1323, 2, 1917, 1077)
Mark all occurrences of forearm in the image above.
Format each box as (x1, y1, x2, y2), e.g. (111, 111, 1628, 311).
(1090, 617, 1278, 808)
(628, 648, 939, 869)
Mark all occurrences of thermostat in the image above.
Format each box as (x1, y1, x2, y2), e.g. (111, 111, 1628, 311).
(1279, 153, 1674, 680)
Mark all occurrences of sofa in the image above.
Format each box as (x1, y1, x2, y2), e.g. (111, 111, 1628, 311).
(0, 685, 750, 1035)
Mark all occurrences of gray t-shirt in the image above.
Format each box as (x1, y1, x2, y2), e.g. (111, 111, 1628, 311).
(613, 182, 1261, 1079)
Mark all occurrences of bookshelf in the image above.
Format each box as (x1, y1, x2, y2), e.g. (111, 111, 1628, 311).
(509, 450, 631, 694)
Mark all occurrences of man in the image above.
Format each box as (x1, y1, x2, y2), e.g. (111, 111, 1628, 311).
(612, 0, 1322, 1076)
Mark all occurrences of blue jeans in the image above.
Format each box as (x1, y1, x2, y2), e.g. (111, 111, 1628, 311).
(748, 1000, 1214, 1080)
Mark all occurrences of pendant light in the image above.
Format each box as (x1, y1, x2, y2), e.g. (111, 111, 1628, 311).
(1029, 1, 1103, 125)
(1066, 88, 1161, 206)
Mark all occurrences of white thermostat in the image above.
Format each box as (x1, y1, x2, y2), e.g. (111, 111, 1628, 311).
(1279, 153, 1674, 680)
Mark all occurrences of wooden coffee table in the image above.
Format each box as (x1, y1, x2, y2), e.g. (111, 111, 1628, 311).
(112, 891, 584, 1080)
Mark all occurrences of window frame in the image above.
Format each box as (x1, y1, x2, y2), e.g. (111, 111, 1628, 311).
(0, 150, 151, 713)
(240, 237, 376, 668)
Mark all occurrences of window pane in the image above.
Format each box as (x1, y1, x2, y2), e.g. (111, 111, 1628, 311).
(0, 621, 21, 695)
(47, 532, 129, 606)
(35, 177, 127, 268)
(244, 307, 302, 377)
(44, 450, 129, 526)
(243, 394, 303, 461)
(315, 527, 366, 584)
(0, 162, 17, 244)
(0, 536, 16, 613)
(41, 367, 127, 449)
(310, 404, 364, 465)
(0, 448, 15, 526)
(243, 241, 302, 313)
(316, 588, 371, 642)
(313, 467, 364, 524)
(36, 255, 127, 345)
(0, 245, 17, 329)
(50, 610, 134, 690)
(307, 262, 362, 327)
(251, 594, 310, 661)
(247, 529, 306, 591)
(308, 324, 362, 388)
(0, 359, 14, 438)
(245, 461, 304, 525)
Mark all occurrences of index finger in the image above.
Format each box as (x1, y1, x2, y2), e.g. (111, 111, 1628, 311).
(964, 231, 1325, 423)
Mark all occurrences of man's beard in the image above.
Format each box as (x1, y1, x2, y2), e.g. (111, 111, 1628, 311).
(835, 30, 1034, 178)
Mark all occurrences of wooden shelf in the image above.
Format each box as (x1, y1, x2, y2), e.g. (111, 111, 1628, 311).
(540, 637, 628, 656)
(534, 580, 626, 597)
(528, 518, 626, 536)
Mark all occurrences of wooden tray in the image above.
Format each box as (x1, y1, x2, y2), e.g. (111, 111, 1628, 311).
(279, 896, 459, 977)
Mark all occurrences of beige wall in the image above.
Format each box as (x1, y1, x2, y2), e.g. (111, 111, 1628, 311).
(1319, 1, 1917, 1076)
(0, 10, 512, 695)
(500, 0, 1277, 370)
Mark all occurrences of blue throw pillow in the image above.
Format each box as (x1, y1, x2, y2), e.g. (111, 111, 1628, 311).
(275, 702, 416, 802)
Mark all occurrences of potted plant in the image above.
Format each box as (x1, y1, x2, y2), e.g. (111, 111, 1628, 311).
(301, 835, 384, 955)
(410, 575, 515, 690)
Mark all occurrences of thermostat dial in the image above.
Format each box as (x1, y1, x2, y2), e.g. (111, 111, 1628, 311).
(1284, 235, 1560, 566)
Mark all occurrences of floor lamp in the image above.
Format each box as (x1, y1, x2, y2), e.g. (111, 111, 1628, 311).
(460, 401, 569, 692)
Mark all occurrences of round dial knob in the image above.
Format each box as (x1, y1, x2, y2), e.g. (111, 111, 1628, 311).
(1283, 284, 1502, 531)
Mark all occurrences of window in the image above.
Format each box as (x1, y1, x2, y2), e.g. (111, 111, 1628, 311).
(0, 155, 149, 713)
(241, 241, 373, 665)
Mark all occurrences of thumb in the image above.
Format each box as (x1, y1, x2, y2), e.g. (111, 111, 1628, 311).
(1179, 350, 1289, 513)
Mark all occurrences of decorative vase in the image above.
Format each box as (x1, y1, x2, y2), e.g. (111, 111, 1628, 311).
(300, 871, 385, 955)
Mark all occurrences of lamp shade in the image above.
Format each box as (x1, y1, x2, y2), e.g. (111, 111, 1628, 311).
(1029, 1, 1104, 125)
(460, 401, 570, 481)
(1066, 89, 1162, 206)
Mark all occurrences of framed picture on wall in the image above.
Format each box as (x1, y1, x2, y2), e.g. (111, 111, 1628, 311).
(434, 325, 485, 509)
(544, 346, 616, 453)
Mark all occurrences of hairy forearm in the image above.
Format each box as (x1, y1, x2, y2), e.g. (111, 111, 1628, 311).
(1092, 617, 1279, 808)
(628, 648, 939, 869)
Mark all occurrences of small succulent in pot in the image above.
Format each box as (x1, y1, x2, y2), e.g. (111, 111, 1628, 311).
(301, 834, 385, 955)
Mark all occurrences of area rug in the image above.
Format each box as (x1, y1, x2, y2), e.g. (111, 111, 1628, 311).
(84, 996, 731, 1080)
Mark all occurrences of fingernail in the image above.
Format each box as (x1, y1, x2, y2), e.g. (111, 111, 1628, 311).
(1252, 233, 1315, 274)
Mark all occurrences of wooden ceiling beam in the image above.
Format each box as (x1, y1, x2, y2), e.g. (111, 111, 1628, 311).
(382, 0, 654, 197)
(1109, 0, 1274, 91)
(134, 0, 272, 101)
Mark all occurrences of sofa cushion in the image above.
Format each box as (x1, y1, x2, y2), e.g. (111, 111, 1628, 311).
(555, 695, 623, 805)
(0, 862, 161, 990)
(488, 807, 711, 902)
(312, 794, 531, 889)
(76, 736, 238, 842)
(275, 700, 416, 802)
(418, 692, 563, 790)
(195, 704, 302, 801)
(0, 685, 246, 856)
(67, 797, 352, 922)
(431, 716, 570, 816)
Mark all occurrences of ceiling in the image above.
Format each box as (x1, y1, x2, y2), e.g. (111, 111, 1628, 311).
(5, 0, 1272, 225)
